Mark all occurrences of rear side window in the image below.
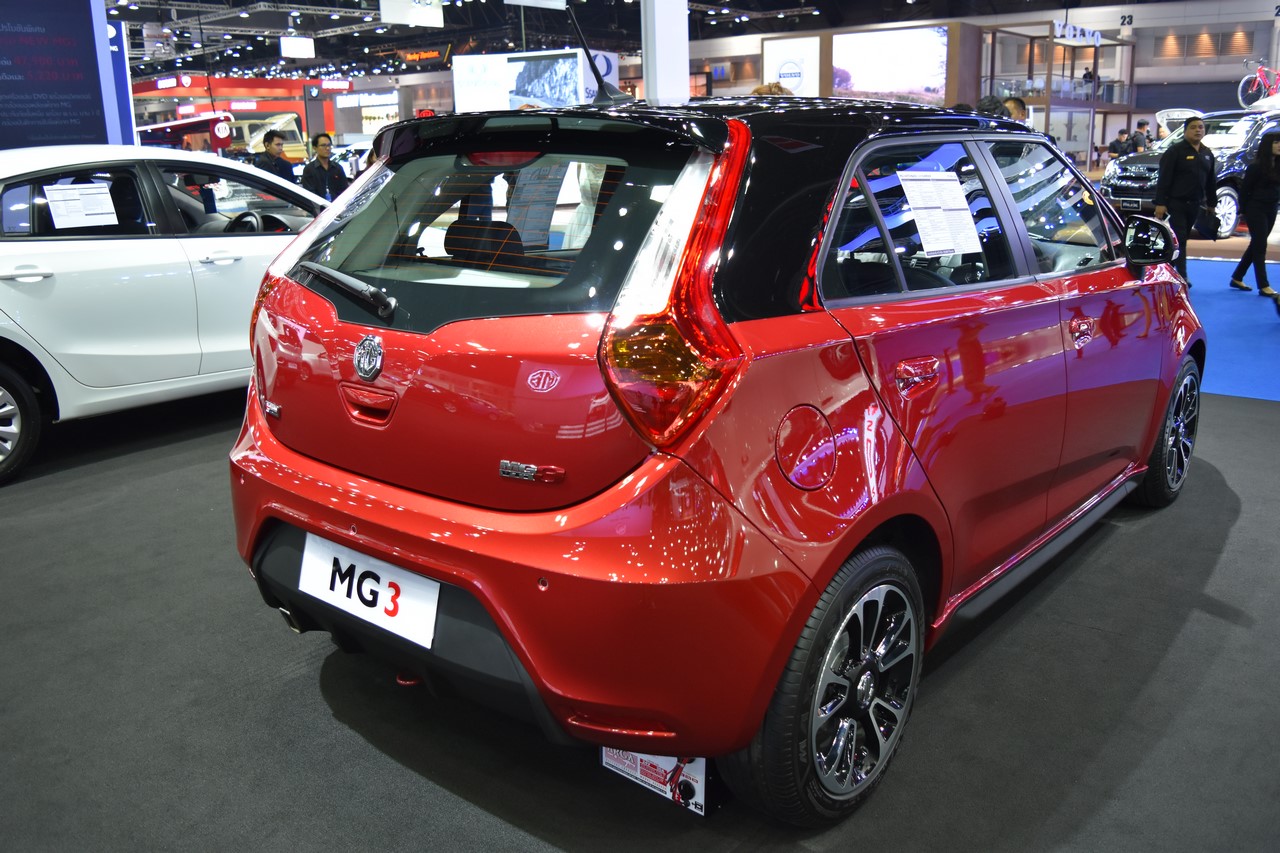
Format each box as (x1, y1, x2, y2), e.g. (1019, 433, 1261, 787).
(983, 140, 1115, 274)
(296, 128, 696, 333)
(821, 140, 1015, 299)
(1, 169, 152, 238)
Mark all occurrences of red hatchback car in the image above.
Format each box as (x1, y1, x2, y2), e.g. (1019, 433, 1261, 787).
(230, 98, 1204, 826)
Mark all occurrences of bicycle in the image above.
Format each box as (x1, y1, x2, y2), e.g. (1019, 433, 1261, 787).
(1238, 58, 1280, 107)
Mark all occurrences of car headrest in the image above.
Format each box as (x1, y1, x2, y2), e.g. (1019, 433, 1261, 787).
(444, 219, 524, 270)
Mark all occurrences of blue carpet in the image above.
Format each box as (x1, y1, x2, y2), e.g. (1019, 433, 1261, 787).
(1185, 257, 1280, 401)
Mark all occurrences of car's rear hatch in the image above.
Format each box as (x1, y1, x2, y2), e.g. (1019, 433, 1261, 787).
(252, 111, 727, 511)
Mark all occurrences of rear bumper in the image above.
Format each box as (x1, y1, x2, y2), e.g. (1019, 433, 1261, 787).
(230, 387, 814, 756)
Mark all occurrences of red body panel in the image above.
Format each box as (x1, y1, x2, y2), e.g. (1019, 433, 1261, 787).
(829, 281, 1067, 597)
(1048, 266, 1167, 522)
(254, 284, 651, 511)
(231, 391, 814, 755)
(680, 313, 951, 598)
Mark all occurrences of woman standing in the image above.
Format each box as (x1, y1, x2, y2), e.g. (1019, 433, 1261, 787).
(1228, 131, 1280, 298)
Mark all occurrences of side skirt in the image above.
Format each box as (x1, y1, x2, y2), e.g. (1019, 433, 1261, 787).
(935, 470, 1142, 632)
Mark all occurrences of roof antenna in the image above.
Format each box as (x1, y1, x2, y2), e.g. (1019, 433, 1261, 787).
(565, 4, 633, 105)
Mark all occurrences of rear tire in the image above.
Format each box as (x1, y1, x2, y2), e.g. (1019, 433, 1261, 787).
(718, 546, 923, 827)
(0, 362, 42, 485)
(1130, 356, 1200, 508)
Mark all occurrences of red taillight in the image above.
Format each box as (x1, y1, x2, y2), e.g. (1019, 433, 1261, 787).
(249, 272, 286, 346)
(601, 120, 751, 448)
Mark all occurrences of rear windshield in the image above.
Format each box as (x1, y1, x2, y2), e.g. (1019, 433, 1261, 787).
(293, 118, 698, 334)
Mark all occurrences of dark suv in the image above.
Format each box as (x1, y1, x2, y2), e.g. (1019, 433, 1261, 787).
(231, 98, 1204, 827)
(1101, 108, 1280, 237)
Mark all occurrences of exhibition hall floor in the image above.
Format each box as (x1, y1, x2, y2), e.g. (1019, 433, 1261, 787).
(3, 262, 1278, 851)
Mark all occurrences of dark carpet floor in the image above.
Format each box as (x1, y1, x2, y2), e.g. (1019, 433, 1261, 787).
(2, 388, 1278, 852)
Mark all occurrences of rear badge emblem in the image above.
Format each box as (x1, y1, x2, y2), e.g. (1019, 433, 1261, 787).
(527, 369, 560, 393)
(354, 335, 383, 381)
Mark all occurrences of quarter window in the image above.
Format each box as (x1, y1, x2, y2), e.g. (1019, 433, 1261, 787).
(983, 141, 1115, 274)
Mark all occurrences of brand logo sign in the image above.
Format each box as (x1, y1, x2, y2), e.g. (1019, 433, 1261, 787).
(527, 369, 560, 393)
(1053, 20, 1103, 46)
(213, 120, 231, 139)
(590, 51, 614, 77)
(354, 335, 384, 381)
(777, 60, 803, 88)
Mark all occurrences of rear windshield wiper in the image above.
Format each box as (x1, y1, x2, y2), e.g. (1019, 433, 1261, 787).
(298, 261, 398, 319)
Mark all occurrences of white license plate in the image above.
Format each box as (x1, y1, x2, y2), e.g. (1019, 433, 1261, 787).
(299, 532, 441, 650)
(1120, 199, 1141, 210)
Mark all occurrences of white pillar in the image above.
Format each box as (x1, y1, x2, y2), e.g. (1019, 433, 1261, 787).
(641, 0, 689, 106)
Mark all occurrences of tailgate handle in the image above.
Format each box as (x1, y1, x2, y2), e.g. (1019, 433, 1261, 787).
(894, 356, 940, 399)
(340, 384, 396, 425)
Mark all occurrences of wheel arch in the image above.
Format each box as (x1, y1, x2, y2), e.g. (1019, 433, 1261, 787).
(855, 514, 945, 644)
(1187, 336, 1207, 380)
(0, 337, 58, 421)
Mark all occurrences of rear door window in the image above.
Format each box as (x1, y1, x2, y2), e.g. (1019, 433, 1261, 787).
(821, 140, 1016, 300)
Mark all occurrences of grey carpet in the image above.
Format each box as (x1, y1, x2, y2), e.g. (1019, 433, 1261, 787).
(2, 390, 1277, 851)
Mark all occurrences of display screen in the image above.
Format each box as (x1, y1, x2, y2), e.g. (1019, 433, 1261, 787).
(831, 27, 949, 106)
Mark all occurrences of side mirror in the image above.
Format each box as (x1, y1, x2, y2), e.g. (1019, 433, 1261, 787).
(1124, 215, 1177, 271)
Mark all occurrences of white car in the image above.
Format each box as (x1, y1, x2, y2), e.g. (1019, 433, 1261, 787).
(0, 145, 326, 483)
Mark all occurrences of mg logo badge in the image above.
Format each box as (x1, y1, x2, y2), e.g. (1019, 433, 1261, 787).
(527, 369, 560, 393)
(354, 335, 383, 381)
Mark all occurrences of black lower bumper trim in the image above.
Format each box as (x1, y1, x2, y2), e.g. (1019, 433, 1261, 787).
(250, 523, 576, 746)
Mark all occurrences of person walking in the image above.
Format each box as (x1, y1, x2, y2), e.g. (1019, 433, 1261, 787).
(1228, 131, 1280, 297)
(1153, 116, 1216, 285)
(253, 130, 297, 183)
(300, 132, 349, 201)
